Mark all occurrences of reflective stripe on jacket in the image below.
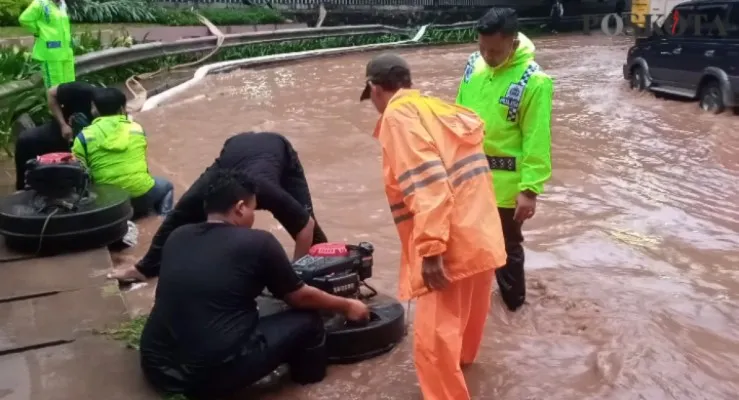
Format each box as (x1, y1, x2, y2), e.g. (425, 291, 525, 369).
(18, 0, 73, 62)
(72, 115, 155, 197)
(374, 89, 507, 300)
(456, 32, 553, 208)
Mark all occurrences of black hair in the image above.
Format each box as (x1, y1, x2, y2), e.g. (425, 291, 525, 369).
(372, 67, 412, 92)
(476, 7, 519, 37)
(203, 169, 257, 214)
(92, 87, 127, 116)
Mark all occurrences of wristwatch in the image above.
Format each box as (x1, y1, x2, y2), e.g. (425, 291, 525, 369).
(521, 190, 538, 199)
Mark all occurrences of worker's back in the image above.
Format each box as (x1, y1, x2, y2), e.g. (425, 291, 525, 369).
(375, 89, 507, 299)
(73, 115, 154, 198)
(214, 131, 294, 183)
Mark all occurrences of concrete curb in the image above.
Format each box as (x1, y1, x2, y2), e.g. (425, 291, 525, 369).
(140, 24, 428, 111)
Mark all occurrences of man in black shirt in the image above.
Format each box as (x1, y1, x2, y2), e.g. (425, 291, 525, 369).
(139, 170, 369, 399)
(109, 131, 327, 282)
(14, 81, 96, 190)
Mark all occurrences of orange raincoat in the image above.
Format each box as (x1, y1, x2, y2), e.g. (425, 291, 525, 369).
(374, 89, 507, 400)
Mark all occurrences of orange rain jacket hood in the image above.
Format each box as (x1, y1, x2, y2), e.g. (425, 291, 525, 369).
(373, 89, 507, 300)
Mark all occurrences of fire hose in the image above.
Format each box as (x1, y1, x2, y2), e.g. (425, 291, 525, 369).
(124, 12, 226, 112)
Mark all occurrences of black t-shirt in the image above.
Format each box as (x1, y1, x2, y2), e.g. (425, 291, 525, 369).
(56, 81, 95, 122)
(136, 132, 315, 278)
(213, 132, 312, 237)
(139, 223, 303, 388)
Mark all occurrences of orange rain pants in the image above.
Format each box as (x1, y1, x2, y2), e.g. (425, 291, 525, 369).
(414, 270, 496, 400)
(373, 89, 507, 400)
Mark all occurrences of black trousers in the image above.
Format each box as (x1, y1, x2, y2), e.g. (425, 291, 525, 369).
(549, 16, 560, 31)
(14, 122, 69, 190)
(188, 310, 327, 400)
(495, 208, 526, 311)
(281, 140, 328, 244)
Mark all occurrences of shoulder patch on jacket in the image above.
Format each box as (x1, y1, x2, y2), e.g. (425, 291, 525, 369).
(499, 61, 541, 122)
(463, 52, 481, 83)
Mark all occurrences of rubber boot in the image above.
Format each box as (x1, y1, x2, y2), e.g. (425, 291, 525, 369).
(496, 264, 526, 311)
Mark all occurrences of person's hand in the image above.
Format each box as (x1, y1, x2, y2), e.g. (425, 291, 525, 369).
(344, 299, 370, 322)
(513, 191, 537, 223)
(60, 123, 74, 142)
(422, 256, 449, 291)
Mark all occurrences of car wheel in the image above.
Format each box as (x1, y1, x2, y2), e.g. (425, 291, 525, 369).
(698, 81, 725, 114)
(630, 66, 646, 91)
(257, 293, 406, 364)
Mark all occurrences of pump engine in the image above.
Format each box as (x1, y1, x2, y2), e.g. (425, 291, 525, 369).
(292, 242, 375, 298)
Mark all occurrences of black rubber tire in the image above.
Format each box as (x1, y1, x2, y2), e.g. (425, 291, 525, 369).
(257, 293, 406, 364)
(630, 66, 646, 91)
(698, 80, 726, 114)
(0, 184, 133, 254)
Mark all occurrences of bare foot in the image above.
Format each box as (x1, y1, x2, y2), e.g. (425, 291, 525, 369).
(107, 265, 147, 282)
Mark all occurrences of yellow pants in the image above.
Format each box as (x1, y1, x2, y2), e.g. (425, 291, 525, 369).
(413, 269, 495, 400)
(41, 60, 75, 88)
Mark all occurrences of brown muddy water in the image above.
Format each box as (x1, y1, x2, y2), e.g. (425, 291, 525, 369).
(123, 34, 739, 400)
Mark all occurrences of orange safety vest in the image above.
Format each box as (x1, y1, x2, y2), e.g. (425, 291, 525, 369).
(374, 89, 507, 300)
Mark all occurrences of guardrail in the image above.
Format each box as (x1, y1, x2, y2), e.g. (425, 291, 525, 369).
(75, 24, 409, 76)
(142, 24, 428, 110)
(75, 15, 578, 76)
(0, 16, 583, 107)
(0, 24, 411, 103)
(159, 0, 513, 6)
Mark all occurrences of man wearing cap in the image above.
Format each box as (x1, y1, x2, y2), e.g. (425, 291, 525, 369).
(361, 53, 507, 400)
(456, 7, 554, 312)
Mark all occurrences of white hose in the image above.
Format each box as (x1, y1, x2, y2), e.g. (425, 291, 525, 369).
(140, 24, 429, 112)
(126, 12, 226, 112)
(317, 3, 327, 28)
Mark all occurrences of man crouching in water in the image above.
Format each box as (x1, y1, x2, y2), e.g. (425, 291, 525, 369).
(139, 170, 369, 399)
(361, 53, 507, 400)
(109, 131, 327, 282)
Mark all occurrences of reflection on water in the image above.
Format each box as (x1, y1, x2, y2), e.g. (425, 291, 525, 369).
(129, 34, 739, 399)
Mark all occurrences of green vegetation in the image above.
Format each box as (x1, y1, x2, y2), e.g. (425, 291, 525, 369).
(0, 0, 284, 28)
(107, 313, 148, 350)
(153, 7, 284, 27)
(421, 27, 478, 44)
(105, 315, 187, 400)
(0, 31, 406, 153)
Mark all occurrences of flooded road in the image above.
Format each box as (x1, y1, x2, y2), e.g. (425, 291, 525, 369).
(127, 34, 739, 399)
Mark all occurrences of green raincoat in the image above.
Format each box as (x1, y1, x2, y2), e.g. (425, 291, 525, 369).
(18, 0, 75, 87)
(456, 33, 553, 208)
(72, 115, 155, 198)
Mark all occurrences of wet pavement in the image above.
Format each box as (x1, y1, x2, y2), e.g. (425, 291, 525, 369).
(0, 242, 159, 400)
(117, 33, 739, 400)
(0, 160, 158, 399)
